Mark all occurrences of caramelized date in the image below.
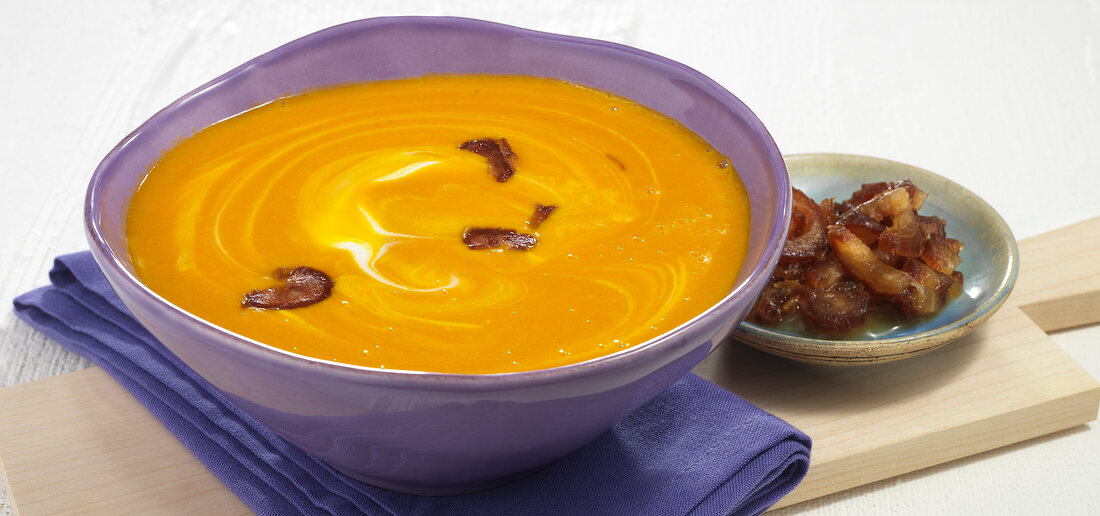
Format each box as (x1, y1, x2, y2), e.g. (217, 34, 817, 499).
(835, 208, 886, 245)
(750, 179, 964, 334)
(803, 258, 845, 290)
(840, 187, 924, 257)
(243, 266, 334, 310)
(828, 225, 912, 295)
(781, 188, 829, 263)
(879, 207, 923, 257)
(873, 244, 905, 269)
(899, 259, 945, 317)
(940, 271, 964, 300)
(918, 215, 948, 239)
(771, 261, 806, 282)
(921, 234, 964, 274)
(845, 179, 927, 210)
(819, 197, 841, 224)
(800, 283, 870, 332)
(749, 280, 803, 325)
(460, 138, 518, 182)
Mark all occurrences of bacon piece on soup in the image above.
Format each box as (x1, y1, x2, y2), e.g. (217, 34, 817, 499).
(243, 266, 334, 310)
(527, 204, 558, 229)
(459, 137, 518, 182)
(781, 188, 829, 264)
(463, 227, 537, 251)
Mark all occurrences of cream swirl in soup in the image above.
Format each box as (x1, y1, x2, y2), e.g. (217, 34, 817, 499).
(126, 75, 750, 373)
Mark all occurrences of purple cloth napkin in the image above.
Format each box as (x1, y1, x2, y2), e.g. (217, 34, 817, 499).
(13, 252, 810, 516)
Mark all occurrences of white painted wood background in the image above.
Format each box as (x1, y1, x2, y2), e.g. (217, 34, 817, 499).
(2, 1, 1098, 514)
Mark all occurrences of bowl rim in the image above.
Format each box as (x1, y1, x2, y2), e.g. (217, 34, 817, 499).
(735, 152, 1019, 362)
(85, 15, 792, 388)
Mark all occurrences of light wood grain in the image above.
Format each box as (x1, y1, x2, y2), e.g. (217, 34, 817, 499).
(0, 367, 250, 516)
(1011, 216, 1100, 332)
(698, 304, 1099, 509)
(696, 216, 1100, 509)
(0, 222, 1097, 515)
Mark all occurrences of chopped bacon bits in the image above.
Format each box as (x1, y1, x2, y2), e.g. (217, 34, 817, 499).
(463, 227, 537, 251)
(750, 280, 802, 325)
(456, 136, 553, 248)
(459, 138, 518, 182)
(243, 266, 334, 310)
(749, 181, 965, 333)
(828, 226, 912, 296)
(799, 282, 871, 331)
(921, 234, 964, 274)
(781, 188, 829, 263)
(879, 207, 924, 257)
(527, 204, 557, 229)
(845, 179, 927, 210)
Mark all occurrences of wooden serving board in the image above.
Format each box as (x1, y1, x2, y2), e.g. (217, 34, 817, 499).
(2, 218, 1099, 515)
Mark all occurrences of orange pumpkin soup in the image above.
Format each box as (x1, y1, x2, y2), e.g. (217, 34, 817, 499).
(126, 75, 750, 373)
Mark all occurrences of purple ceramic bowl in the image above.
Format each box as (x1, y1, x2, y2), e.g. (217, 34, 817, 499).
(85, 17, 791, 495)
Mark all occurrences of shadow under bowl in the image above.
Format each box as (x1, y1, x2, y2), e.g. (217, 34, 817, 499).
(734, 153, 1019, 365)
(84, 17, 791, 494)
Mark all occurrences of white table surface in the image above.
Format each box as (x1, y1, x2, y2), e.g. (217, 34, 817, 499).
(2, 1, 1098, 514)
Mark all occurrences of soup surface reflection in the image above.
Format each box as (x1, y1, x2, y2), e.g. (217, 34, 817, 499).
(126, 75, 750, 373)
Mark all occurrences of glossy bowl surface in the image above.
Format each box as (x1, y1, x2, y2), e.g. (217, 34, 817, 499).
(85, 16, 791, 494)
(734, 153, 1018, 365)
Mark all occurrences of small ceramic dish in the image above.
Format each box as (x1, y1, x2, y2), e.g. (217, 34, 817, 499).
(733, 153, 1018, 365)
